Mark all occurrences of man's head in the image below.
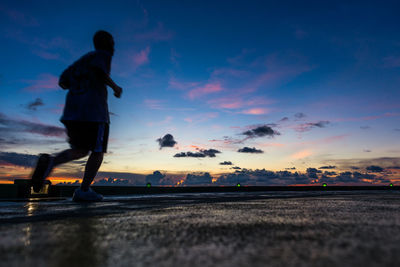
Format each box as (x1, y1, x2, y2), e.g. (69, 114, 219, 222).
(93, 30, 114, 55)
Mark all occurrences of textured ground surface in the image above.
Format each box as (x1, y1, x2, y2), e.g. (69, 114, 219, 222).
(0, 191, 399, 267)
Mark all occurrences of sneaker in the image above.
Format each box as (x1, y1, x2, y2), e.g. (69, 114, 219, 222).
(31, 154, 54, 193)
(72, 187, 103, 202)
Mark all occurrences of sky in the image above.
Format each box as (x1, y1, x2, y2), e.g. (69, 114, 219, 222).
(0, 0, 399, 186)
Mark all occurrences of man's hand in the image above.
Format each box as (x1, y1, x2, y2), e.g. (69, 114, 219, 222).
(113, 86, 122, 98)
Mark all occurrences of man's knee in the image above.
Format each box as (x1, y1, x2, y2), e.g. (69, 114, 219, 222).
(71, 149, 89, 158)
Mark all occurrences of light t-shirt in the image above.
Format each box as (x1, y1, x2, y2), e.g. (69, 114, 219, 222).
(60, 49, 112, 123)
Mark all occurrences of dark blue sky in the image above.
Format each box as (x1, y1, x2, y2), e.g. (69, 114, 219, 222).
(0, 0, 399, 185)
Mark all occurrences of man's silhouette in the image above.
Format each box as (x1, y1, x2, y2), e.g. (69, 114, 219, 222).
(31, 30, 122, 201)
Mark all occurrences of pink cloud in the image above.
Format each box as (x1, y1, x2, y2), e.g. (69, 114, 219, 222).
(295, 29, 307, 39)
(134, 22, 173, 42)
(240, 108, 270, 115)
(229, 52, 314, 92)
(0, 5, 39, 27)
(187, 82, 223, 99)
(290, 149, 312, 160)
(208, 96, 273, 110)
(211, 67, 249, 78)
(295, 135, 349, 146)
(383, 56, 400, 68)
(24, 73, 59, 92)
(244, 64, 312, 92)
(33, 50, 60, 60)
(168, 77, 200, 90)
(146, 116, 173, 127)
(184, 112, 219, 124)
(258, 143, 285, 148)
(133, 46, 150, 69)
(208, 97, 244, 109)
(144, 99, 163, 110)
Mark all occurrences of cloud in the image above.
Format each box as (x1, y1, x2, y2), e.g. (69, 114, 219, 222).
(294, 112, 306, 119)
(306, 167, 322, 178)
(238, 147, 264, 153)
(383, 56, 400, 68)
(366, 165, 384, 173)
(168, 77, 200, 90)
(145, 171, 166, 185)
(23, 73, 59, 92)
(364, 149, 372, 153)
(240, 108, 269, 115)
(157, 134, 177, 149)
(318, 165, 336, 169)
(187, 82, 223, 99)
(242, 125, 280, 139)
(184, 112, 218, 124)
(95, 171, 147, 185)
(231, 166, 241, 170)
(208, 96, 272, 110)
(332, 157, 400, 170)
(238, 53, 314, 92)
(182, 172, 213, 186)
(295, 121, 330, 132)
(0, 112, 65, 137)
(32, 50, 60, 60)
(290, 149, 312, 159)
(144, 99, 164, 110)
(215, 169, 312, 186)
(319, 171, 389, 184)
(174, 152, 205, 158)
(94, 178, 130, 186)
(27, 98, 44, 111)
(133, 46, 150, 69)
(134, 22, 173, 42)
(174, 148, 221, 158)
(0, 152, 37, 168)
(295, 29, 307, 39)
(201, 149, 221, 157)
(285, 167, 296, 170)
(220, 161, 233, 165)
(360, 126, 371, 130)
(0, 5, 39, 27)
(279, 117, 289, 122)
(0, 136, 64, 149)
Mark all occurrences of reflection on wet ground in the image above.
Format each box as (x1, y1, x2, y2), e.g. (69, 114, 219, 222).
(1, 191, 400, 267)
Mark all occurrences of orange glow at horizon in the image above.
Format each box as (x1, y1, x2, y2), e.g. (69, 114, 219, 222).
(0, 180, 14, 184)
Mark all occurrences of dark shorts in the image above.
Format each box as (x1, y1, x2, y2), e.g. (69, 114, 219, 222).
(62, 121, 109, 153)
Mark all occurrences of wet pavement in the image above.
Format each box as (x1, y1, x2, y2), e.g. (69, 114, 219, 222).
(0, 191, 400, 267)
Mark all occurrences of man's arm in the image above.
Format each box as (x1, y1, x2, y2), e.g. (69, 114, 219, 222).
(104, 74, 122, 98)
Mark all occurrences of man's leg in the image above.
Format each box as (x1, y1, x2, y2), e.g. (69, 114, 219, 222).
(53, 148, 89, 166)
(31, 148, 88, 192)
(81, 152, 103, 191)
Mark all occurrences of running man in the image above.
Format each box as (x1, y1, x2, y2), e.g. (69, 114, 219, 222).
(31, 30, 122, 202)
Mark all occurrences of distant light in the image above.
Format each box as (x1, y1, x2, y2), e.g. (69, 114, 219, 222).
(237, 183, 241, 187)
(322, 183, 327, 187)
(389, 183, 393, 187)
(146, 183, 151, 188)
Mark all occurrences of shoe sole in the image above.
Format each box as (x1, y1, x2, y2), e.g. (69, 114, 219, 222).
(31, 154, 50, 193)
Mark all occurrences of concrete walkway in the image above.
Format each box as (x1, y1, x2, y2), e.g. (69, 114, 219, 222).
(1, 191, 399, 267)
